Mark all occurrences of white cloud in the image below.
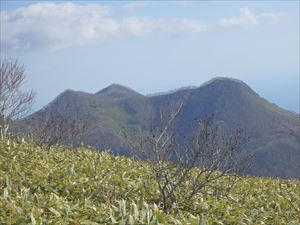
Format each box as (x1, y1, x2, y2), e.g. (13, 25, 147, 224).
(5, 3, 283, 52)
(0, 2, 212, 51)
(181, 19, 211, 32)
(122, 17, 170, 36)
(0, 2, 119, 51)
(121, 17, 211, 36)
(123, 2, 148, 12)
(260, 12, 287, 20)
(218, 7, 287, 28)
(218, 7, 257, 28)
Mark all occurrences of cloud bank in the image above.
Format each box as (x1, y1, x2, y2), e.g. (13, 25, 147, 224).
(1, 2, 210, 51)
(218, 7, 286, 28)
(219, 7, 257, 28)
(0, 3, 286, 51)
(1, 2, 118, 51)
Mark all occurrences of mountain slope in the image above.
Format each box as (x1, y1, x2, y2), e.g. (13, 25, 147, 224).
(20, 78, 300, 178)
(148, 78, 299, 178)
(1, 141, 300, 224)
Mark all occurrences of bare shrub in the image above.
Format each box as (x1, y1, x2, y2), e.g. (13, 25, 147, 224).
(127, 103, 251, 212)
(0, 58, 35, 139)
(27, 111, 96, 149)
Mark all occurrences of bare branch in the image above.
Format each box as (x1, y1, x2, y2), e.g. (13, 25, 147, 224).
(126, 103, 251, 212)
(0, 58, 35, 139)
(25, 111, 97, 149)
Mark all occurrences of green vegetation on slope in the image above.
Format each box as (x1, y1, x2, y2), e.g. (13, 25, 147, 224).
(94, 106, 136, 134)
(0, 141, 299, 224)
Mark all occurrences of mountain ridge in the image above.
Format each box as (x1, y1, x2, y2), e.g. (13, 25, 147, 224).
(20, 77, 300, 179)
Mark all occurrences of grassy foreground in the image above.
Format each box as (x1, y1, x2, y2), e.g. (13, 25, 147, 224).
(0, 140, 299, 225)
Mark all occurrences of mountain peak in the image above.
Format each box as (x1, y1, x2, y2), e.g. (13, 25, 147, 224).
(200, 77, 245, 87)
(198, 77, 255, 94)
(96, 84, 143, 99)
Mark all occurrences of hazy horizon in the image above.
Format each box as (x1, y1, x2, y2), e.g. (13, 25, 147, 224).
(1, 0, 299, 113)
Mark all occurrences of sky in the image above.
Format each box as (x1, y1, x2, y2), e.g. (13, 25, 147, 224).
(0, 0, 299, 113)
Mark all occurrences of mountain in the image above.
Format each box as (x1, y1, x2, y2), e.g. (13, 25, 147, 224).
(20, 77, 300, 179)
(96, 84, 144, 99)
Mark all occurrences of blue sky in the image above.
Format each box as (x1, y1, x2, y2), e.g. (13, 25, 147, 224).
(1, 1, 299, 113)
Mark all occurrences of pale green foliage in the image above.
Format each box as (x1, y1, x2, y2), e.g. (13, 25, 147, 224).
(0, 140, 299, 224)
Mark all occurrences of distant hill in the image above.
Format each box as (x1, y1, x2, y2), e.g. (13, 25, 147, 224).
(20, 77, 300, 179)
